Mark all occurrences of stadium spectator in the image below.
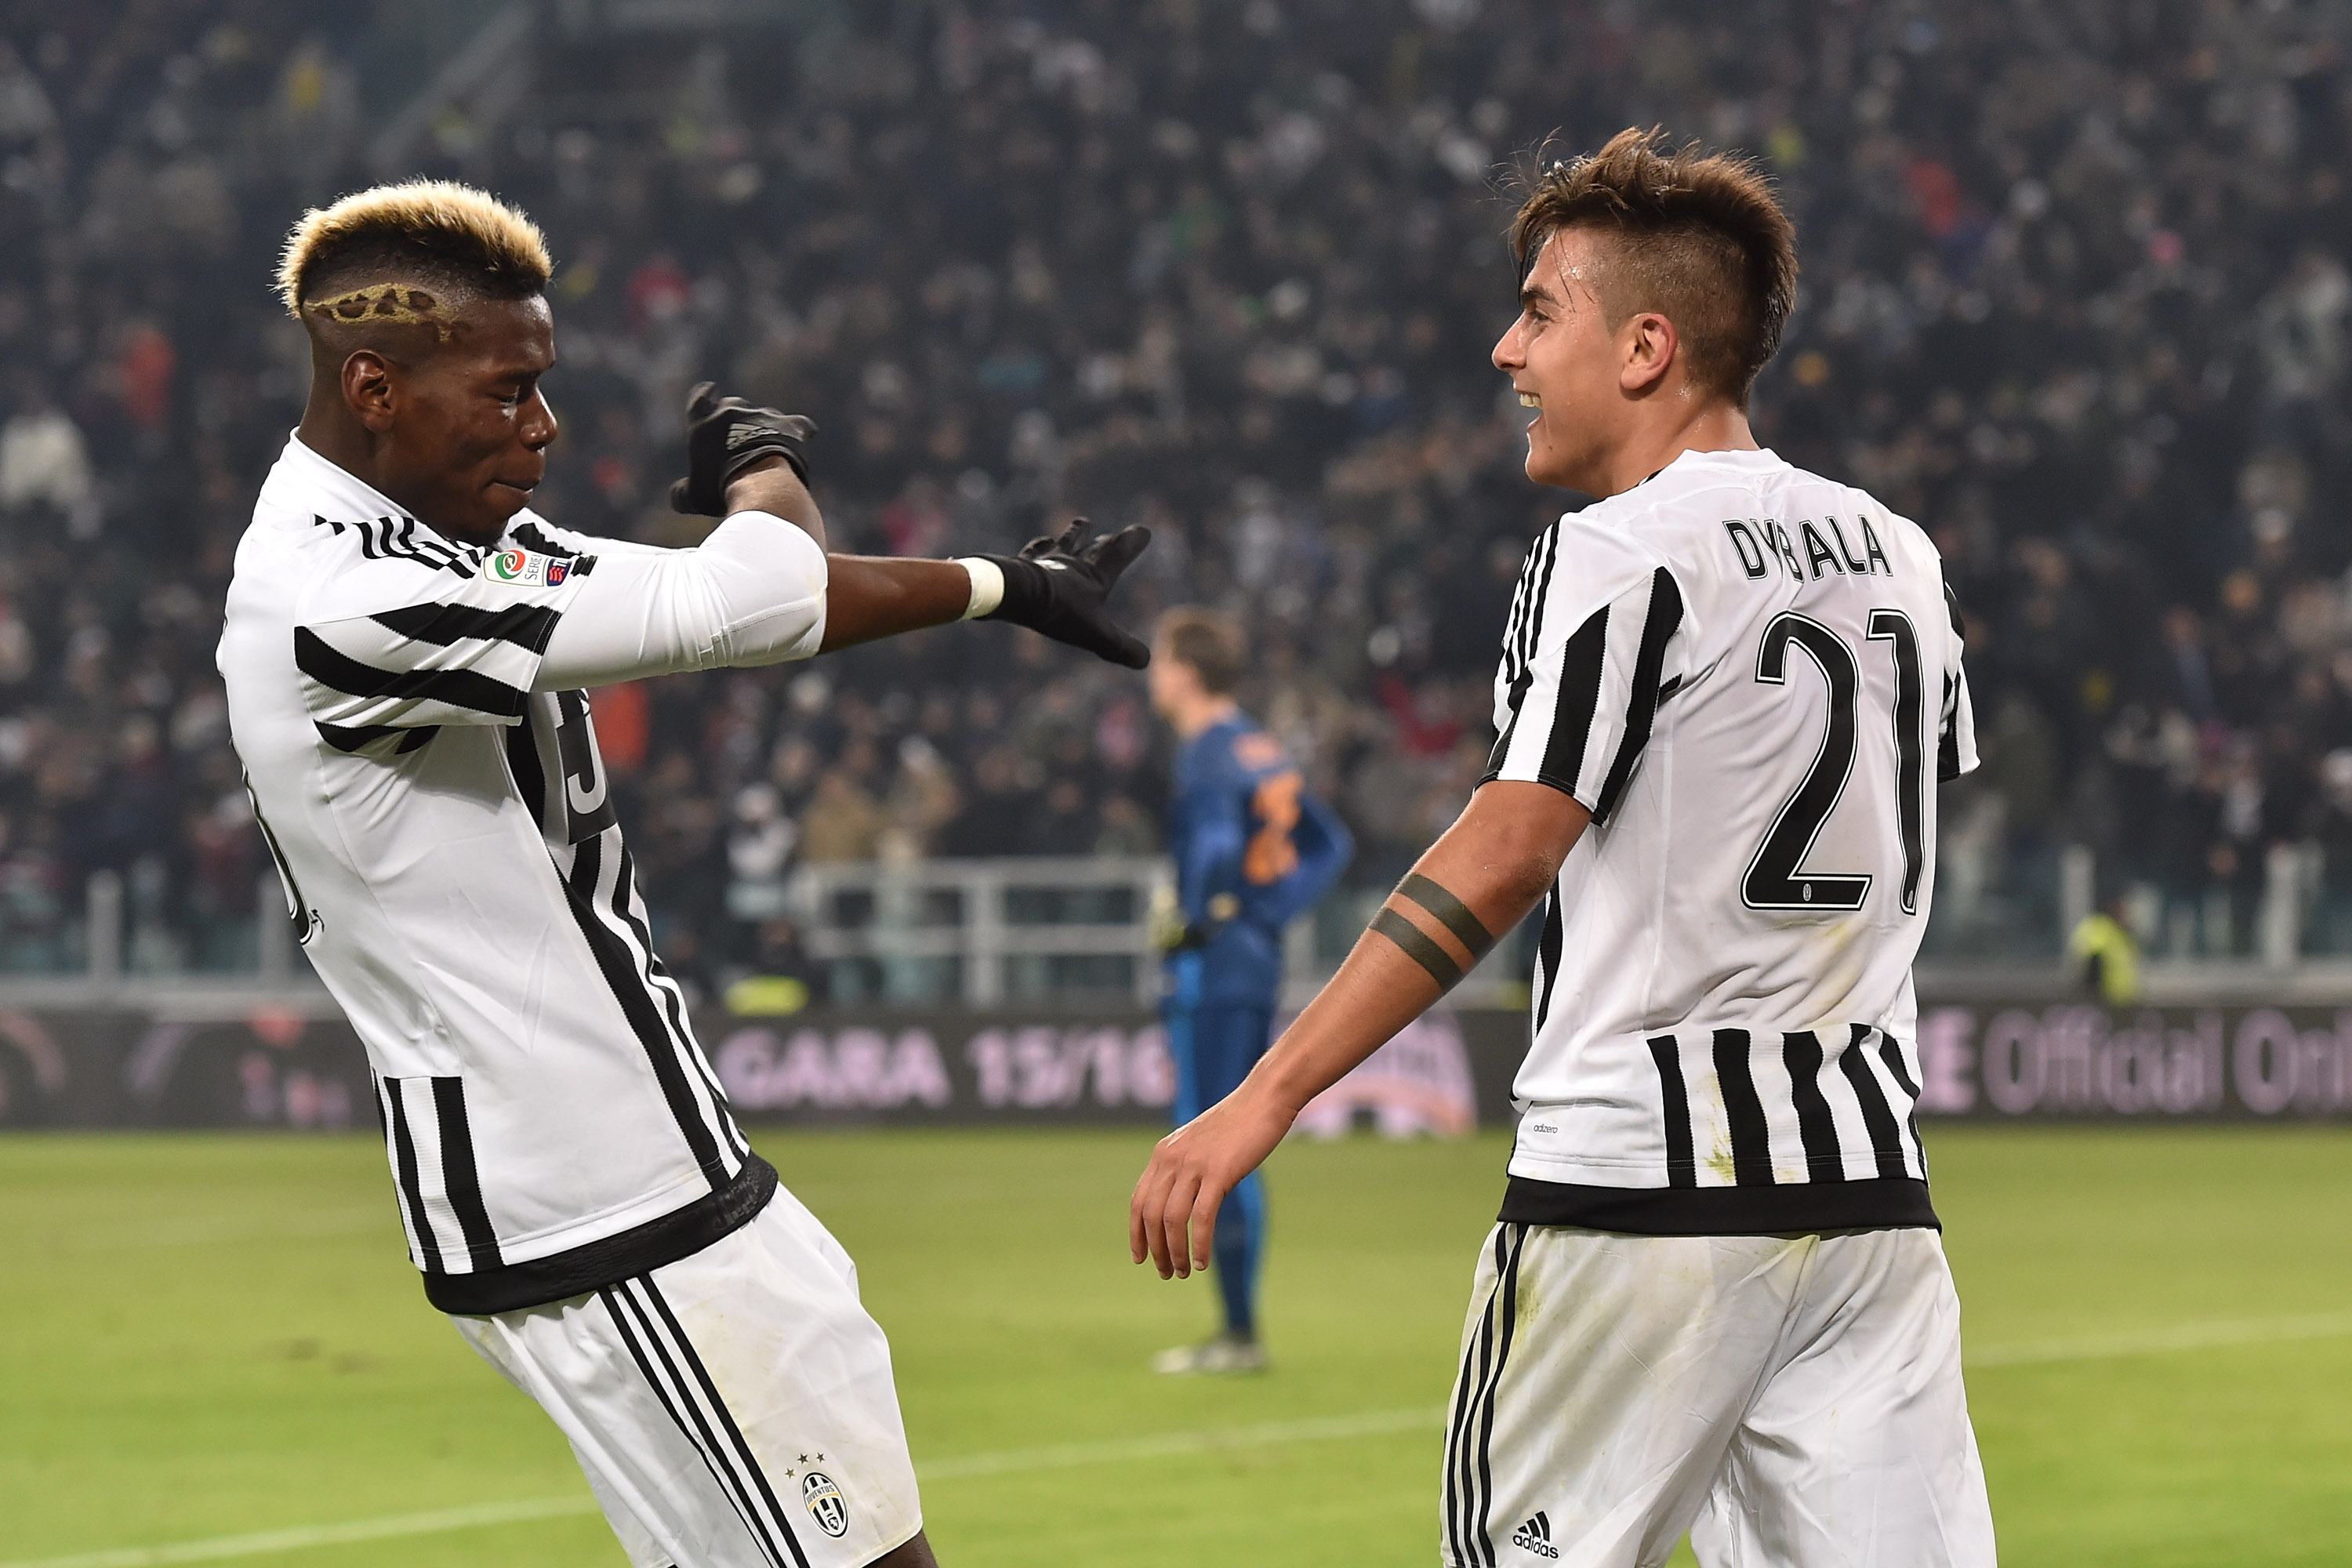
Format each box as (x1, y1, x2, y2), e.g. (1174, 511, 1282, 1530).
(2, 0, 2351, 990)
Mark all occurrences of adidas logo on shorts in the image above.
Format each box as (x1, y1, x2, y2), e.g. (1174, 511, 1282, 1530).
(1511, 1511, 1560, 1559)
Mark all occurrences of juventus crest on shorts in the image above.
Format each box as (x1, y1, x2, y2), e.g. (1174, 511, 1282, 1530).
(1483, 447, 1979, 1235)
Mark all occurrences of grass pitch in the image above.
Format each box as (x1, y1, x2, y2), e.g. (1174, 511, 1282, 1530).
(2, 1126, 2350, 1567)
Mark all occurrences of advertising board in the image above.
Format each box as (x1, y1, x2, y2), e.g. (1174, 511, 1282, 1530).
(2, 1000, 2347, 1131)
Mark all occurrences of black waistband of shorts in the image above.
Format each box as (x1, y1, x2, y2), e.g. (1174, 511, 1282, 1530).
(1498, 1174, 1938, 1236)
(426, 1153, 779, 1316)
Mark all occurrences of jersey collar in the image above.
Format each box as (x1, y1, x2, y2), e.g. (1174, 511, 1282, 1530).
(1632, 445, 1783, 492)
(264, 430, 433, 535)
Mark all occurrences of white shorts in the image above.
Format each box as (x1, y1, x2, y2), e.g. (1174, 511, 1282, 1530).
(455, 1185, 923, 1568)
(1441, 1224, 1995, 1568)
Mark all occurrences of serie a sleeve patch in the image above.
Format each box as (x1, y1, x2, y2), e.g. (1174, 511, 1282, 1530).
(481, 548, 577, 588)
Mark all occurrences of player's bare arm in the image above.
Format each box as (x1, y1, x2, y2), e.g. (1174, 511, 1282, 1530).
(299, 277, 1151, 675)
(815, 518, 1150, 660)
(670, 380, 1151, 665)
(712, 453, 975, 652)
(670, 384, 964, 648)
(708, 455, 953, 650)
(1130, 779, 1589, 1277)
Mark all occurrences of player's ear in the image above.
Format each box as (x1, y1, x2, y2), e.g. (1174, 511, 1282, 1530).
(1620, 312, 1676, 396)
(340, 348, 400, 434)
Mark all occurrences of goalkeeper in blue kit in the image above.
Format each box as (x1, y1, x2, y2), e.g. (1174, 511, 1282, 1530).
(1146, 608, 1352, 1372)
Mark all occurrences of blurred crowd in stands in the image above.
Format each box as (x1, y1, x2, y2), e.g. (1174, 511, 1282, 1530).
(2, 0, 2352, 993)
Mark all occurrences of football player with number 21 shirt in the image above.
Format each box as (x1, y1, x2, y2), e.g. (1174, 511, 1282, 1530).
(222, 180, 1152, 1568)
(1132, 129, 1998, 1566)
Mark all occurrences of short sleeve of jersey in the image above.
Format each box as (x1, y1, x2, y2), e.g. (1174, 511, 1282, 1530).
(1483, 518, 1686, 823)
(1938, 582, 1980, 780)
(294, 542, 590, 751)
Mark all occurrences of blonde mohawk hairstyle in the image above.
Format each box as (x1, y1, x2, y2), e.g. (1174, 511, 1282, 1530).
(276, 180, 553, 336)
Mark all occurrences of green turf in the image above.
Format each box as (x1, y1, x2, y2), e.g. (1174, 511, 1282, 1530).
(2, 1126, 2349, 1566)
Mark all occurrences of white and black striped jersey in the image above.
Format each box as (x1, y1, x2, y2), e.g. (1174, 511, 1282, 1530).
(1482, 447, 1977, 1235)
(221, 434, 828, 1312)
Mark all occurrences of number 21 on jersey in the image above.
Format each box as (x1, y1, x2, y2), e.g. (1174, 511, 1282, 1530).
(1744, 609, 1927, 916)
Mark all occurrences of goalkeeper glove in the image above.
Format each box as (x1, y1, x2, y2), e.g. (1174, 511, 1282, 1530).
(1151, 887, 1238, 953)
(670, 380, 817, 517)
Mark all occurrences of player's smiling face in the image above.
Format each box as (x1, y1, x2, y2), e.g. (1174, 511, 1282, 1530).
(1492, 227, 1631, 494)
(374, 296, 559, 546)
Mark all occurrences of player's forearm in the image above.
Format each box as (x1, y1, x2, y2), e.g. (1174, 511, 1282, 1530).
(818, 557, 981, 650)
(724, 457, 823, 550)
(1243, 781, 1585, 1116)
(532, 535, 971, 684)
(1242, 932, 1460, 1116)
(821, 521, 1152, 665)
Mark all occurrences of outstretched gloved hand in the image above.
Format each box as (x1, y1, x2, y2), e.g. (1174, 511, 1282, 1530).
(978, 518, 1153, 669)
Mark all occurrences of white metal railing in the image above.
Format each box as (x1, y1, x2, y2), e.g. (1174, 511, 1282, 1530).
(5, 844, 2352, 1009)
(771, 843, 2352, 1008)
(778, 855, 1177, 1007)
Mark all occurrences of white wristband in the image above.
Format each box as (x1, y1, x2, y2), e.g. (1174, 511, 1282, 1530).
(956, 557, 1004, 619)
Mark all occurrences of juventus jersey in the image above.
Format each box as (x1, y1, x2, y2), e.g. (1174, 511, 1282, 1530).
(1483, 447, 1978, 1235)
(221, 436, 826, 1312)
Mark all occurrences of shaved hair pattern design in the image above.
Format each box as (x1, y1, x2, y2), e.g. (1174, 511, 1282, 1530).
(305, 282, 463, 342)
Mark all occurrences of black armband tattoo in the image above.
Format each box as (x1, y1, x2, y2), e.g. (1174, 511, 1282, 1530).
(1370, 907, 1464, 991)
(1398, 873, 1496, 960)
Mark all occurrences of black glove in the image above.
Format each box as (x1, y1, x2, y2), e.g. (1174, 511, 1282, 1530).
(669, 381, 817, 516)
(979, 518, 1152, 669)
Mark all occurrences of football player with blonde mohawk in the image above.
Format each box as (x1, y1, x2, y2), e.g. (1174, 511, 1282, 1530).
(223, 180, 1151, 1568)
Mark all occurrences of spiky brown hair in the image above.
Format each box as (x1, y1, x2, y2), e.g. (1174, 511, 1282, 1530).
(1510, 128, 1798, 408)
(276, 180, 553, 335)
